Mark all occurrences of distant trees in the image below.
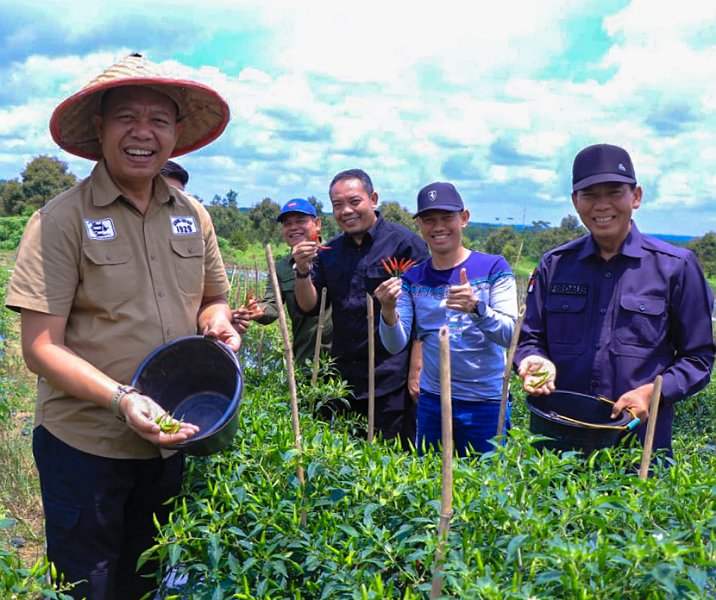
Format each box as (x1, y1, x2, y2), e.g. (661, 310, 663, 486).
(687, 232, 716, 278)
(0, 156, 77, 216)
(379, 201, 418, 233)
(530, 215, 586, 259)
(484, 226, 522, 264)
(4, 155, 712, 283)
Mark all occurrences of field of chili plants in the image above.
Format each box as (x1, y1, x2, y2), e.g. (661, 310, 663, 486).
(142, 327, 716, 600)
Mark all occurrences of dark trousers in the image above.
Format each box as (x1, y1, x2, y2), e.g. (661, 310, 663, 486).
(33, 426, 183, 600)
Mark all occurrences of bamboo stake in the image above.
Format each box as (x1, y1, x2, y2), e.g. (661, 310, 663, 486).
(639, 375, 663, 481)
(265, 244, 306, 524)
(311, 287, 328, 386)
(430, 326, 454, 599)
(366, 292, 375, 443)
(496, 304, 527, 437)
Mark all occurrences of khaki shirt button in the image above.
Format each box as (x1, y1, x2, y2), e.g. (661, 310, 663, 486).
(188, 247, 195, 254)
(158, 290, 165, 298)
(166, 328, 173, 336)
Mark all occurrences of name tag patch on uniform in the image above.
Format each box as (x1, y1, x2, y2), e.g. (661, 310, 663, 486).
(550, 282, 588, 295)
(84, 218, 116, 240)
(171, 216, 198, 235)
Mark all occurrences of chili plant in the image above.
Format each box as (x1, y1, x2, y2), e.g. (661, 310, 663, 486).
(141, 333, 716, 599)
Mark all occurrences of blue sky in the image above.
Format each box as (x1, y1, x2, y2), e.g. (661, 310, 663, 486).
(1, 0, 715, 236)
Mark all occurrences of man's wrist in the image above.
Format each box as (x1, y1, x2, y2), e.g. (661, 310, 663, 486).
(294, 264, 310, 279)
(473, 299, 487, 318)
(110, 385, 138, 421)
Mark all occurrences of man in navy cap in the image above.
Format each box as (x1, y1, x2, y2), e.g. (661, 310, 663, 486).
(375, 181, 517, 456)
(515, 143, 715, 456)
(233, 198, 333, 367)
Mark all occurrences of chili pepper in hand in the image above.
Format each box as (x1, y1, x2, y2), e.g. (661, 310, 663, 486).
(309, 230, 331, 250)
(240, 288, 265, 319)
(155, 412, 183, 434)
(532, 369, 551, 388)
(381, 256, 417, 277)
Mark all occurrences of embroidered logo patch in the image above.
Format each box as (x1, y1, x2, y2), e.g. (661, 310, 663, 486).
(550, 282, 588, 296)
(84, 218, 116, 240)
(171, 216, 198, 235)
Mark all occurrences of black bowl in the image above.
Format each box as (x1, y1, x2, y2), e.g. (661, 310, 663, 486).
(132, 336, 243, 456)
(527, 390, 636, 454)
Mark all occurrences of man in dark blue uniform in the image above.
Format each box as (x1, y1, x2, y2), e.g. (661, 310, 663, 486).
(515, 143, 715, 455)
(293, 169, 430, 447)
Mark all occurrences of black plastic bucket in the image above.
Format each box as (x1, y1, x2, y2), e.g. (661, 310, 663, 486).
(132, 336, 243, 456)
(526, 390, 639, 454)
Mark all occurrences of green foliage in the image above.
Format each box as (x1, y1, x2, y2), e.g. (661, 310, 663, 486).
(248, 198, 282, 244)
(380, 201, 418, 233)
(0, 181, 25, 218)
(483, 226, 523, 265)
(142, 352, 716, 599)
(687, 232, 716, 278)
(0, 157, 77, 217)
(0, 216, 29, 252)
(0, 540, 75, 600)
(530, 215, 586, 260)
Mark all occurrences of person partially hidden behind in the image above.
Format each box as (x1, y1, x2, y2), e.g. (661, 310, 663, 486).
(232, 198, 333, 367)
(515, 143, 715, 457)
(160, 159, 189, 191)
(5, 53, 237, 599)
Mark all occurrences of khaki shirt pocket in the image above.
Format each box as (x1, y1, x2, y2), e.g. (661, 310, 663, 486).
(81, 242, 137, 304)
(170, 237, 205, 296)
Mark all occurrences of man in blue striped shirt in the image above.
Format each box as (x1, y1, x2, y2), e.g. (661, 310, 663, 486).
(376, 181, 518, 455)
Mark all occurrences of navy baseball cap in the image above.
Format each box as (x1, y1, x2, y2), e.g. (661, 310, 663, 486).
(572, 144, 637, 192)
(414, 182, 464, 217)
(276, 198, 317, 222)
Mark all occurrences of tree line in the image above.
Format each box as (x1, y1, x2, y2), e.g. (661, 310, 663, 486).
(2, 156, 715, 278)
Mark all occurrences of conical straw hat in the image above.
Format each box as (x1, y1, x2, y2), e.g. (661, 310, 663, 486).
(50, 53, 230, 160)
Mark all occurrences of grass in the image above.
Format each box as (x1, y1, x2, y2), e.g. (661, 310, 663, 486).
(0, 256, 45, 568)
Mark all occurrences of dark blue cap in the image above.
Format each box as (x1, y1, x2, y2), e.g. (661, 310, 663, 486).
(414, 182, 464, 217)
(572, 144, 636, 192)
(277, 198, 317, 222)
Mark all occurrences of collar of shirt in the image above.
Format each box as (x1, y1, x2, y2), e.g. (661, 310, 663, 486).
(577, 220, 646, 261)
(90, 160, 176, 208)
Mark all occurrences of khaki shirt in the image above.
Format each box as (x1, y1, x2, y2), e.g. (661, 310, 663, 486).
(6, 161, 229, 459)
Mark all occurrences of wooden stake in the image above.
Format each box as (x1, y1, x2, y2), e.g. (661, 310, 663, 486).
(265, 244, 306, 524)
(639, 375, 663, 481)
(367, 293, 375, 443)
(430, 326, 454, 599)
(311, 287, 328, 386)
(496, 304, 527, 437)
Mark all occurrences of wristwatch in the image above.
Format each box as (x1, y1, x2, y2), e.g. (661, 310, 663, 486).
(111, 385, 139, 421)
(293, 264, 311, 279)
(473, 300, 487, 318)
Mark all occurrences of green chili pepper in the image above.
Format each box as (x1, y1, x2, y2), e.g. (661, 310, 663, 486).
(155, 412, 182, 434)
(532, 369, 551, 388)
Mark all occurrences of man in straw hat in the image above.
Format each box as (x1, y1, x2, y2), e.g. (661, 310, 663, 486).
(515, 143, 715, 457)
(5, 53, 237, 598)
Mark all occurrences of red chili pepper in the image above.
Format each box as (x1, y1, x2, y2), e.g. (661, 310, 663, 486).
(242, 289, 259, 309)
(382, 256, 416, 277)
(309, 230, 331, 250)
